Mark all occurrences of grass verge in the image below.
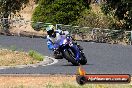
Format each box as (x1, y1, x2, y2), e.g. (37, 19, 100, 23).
(0, 49, 43, 66)
(0, 75, 131, 88)
(28, 50, 44, 61)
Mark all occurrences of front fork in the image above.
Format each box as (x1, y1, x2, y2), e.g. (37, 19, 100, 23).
(70, 44, 81, 61)
(61, 43, 81, 61)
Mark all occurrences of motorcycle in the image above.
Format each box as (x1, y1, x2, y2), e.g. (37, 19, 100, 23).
(53, 35, 87, 66)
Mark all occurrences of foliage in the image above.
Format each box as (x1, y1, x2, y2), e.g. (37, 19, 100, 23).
(0, 0, 29, 16)
(28, 50, 44, 61)
(34, 0, 39, 4)
(109, 30, 124, 40)
(0, 0, 29, 33)
(32, 0, 90, 25)
(10, 45, 17, 51)
(76, 9, 114, 29)
(31, 22, 44, 31)
(101, 0, 132, 31)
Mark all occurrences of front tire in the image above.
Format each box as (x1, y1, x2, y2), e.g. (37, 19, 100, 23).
(63, 49, 79, 66)
(80, 52, 87, 65)
(53, 49, 63, 59)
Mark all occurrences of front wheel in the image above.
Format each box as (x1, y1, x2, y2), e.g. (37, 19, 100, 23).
(63, 49, 79, 66)
(80, 52, 87, 65)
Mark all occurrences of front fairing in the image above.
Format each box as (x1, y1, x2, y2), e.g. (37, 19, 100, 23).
(70, 44, 81, 61)
(59, 37, 81, 61)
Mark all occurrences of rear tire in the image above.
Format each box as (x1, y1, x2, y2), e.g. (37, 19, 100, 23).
(53, 50, 63, 59)
(63, 49, 79, 66)
(53, 53, 63, 59)
(54, 54, 63, 59)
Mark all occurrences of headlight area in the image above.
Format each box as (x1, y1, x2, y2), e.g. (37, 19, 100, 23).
(69, 41, 73, 46)
(63, 39, 68, 44)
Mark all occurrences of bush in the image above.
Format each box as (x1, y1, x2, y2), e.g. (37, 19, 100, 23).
(31, 22, 45, 31)
(28, 50, 44, 61)
(76, 9, 114, 29)
(32, 0, 89, 26)
(101, 0, 132, 31)
(10, 45, 17, 51)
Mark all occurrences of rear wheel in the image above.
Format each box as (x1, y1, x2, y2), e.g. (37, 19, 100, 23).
(53, 51, 63, 59)
(53, 53, 63, 59)
(63, 49, 79, 66)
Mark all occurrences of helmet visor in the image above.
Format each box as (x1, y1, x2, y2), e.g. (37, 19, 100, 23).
(47, 29, 54, 35)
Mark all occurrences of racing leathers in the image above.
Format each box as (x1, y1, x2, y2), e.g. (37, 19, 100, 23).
(46, 29, 69, 50)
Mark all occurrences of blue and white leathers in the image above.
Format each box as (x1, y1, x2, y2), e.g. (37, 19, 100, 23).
(46, 29, 69, 50)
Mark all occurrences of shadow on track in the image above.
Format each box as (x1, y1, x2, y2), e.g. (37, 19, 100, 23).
(60, 63, 93, 66)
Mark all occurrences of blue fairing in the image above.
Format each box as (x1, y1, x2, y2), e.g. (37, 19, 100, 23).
(59, 37, 81, 61)
(70, 45, 80, 61)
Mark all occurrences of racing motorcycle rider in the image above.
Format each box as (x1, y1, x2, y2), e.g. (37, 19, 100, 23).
(46, 25, 83, 59)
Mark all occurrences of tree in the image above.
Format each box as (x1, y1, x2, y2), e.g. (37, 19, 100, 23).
(32, 0, 89, 25)
(0, 0, 29, 34)
(101, 0, 132, 31)
(76, 10, 114, 28)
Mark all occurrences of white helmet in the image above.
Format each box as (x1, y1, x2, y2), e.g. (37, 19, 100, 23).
(46, 25, 54, 31)
(46, 25, 55, 35)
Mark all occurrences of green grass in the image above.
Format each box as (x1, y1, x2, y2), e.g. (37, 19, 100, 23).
(10, 45, 17, 51)
(19, 48, 24, 52)
(45, 83, 132, 88)
(1, 82, 132, 88)
(9, 83, 132, 88)
(28, 50, 44, 61)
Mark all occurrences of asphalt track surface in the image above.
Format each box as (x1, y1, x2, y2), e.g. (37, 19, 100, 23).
(0, 35, 132, 75)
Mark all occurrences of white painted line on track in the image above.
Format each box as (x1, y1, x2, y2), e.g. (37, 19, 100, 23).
(42, 56, 58, 66)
